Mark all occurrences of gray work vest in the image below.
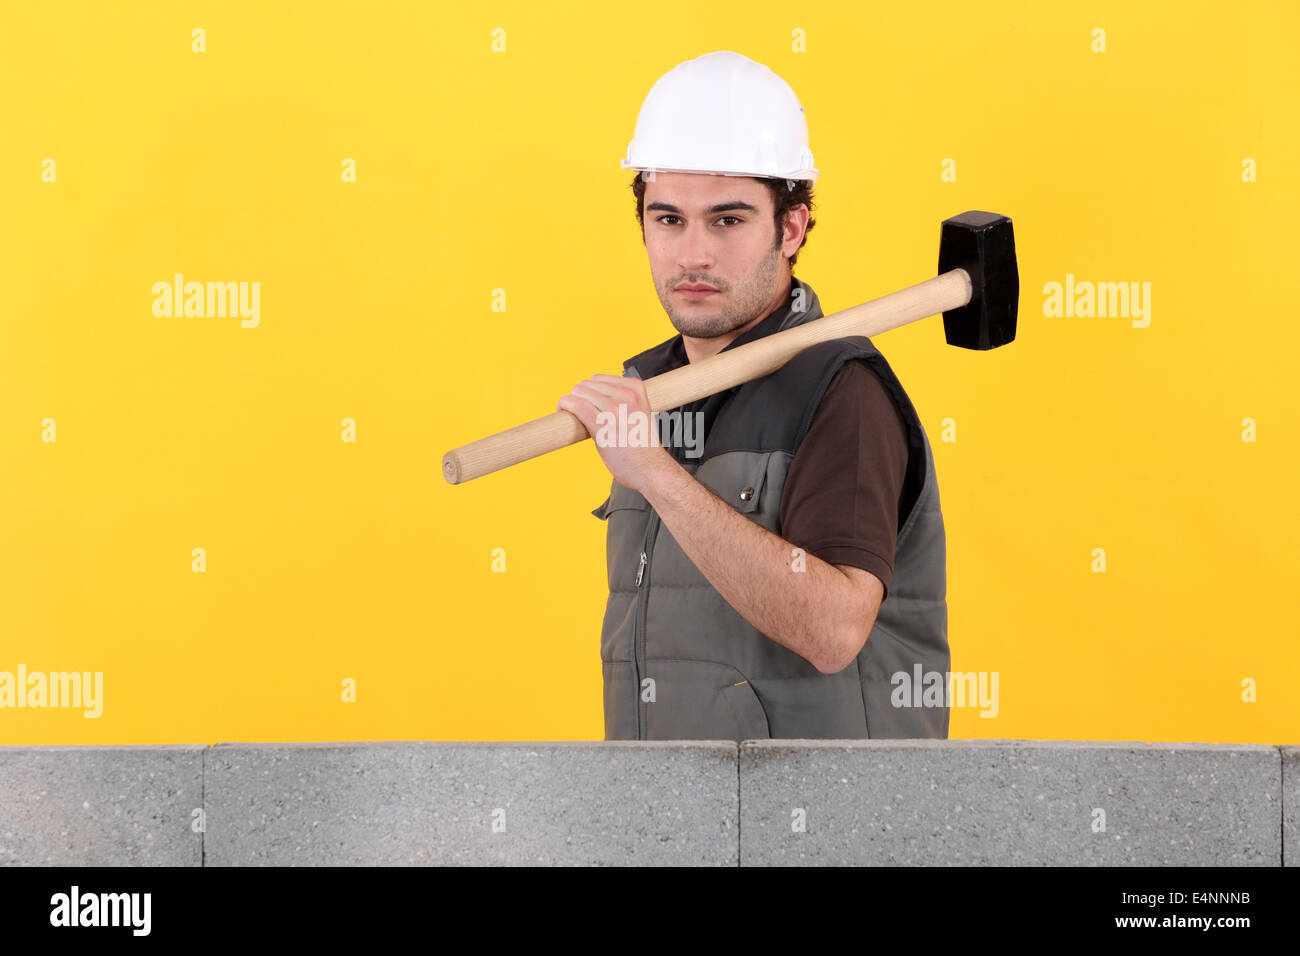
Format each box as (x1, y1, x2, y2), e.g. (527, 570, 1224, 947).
(591, 278, 949, 740)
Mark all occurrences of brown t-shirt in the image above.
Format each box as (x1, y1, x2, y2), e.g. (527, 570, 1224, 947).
(778, 359, 911, 599)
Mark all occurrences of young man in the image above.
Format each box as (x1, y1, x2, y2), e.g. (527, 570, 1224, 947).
(558, 52, 949, 741)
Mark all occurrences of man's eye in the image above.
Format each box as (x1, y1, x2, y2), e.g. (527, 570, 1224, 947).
(655, 216, 741, 226)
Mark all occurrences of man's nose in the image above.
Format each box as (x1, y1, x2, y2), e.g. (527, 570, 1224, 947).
(677, 221, 715, 270)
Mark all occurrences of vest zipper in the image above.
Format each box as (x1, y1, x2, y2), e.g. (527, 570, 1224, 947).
(632, 509, 662, 740)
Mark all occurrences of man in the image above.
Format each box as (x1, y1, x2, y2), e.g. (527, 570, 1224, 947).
(558, 51, 949, 741)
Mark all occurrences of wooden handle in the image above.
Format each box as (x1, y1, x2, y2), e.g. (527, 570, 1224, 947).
(442, 268, 971, 484)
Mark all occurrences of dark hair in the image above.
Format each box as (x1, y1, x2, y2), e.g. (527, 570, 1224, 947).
(630, 172, 817, 268)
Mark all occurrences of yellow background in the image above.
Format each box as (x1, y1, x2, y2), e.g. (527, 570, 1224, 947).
(2, 1, 1296, 745)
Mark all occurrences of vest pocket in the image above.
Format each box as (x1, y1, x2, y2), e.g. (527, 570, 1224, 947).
(695, 452, 771, 516)
(591, 481, 651, 519)
(733, 458, 769, 515)
(641, 659, 771, 741)
(719, 678, 772, 740)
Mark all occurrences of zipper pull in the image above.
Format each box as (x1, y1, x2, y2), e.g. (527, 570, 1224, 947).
(635, 551, 647, 587)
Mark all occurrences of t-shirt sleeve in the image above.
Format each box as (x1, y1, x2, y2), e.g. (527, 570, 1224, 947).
(778, 359, 910, 600)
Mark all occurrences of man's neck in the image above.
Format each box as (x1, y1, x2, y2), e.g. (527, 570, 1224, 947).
(682, 275, 793, 364)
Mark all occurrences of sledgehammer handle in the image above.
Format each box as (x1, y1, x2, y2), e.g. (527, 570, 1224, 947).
(442, 268, 971, 484)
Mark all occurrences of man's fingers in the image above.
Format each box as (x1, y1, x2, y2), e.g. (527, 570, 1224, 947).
(563, 388, 619, 429)
(590, 374, 647, 398)
(557, 395, 589, 417)
(570, 383, 612, 409)
(573, 380, 625, 401)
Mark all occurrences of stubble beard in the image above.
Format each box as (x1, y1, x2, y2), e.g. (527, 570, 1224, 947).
(658, 242, 783, 340)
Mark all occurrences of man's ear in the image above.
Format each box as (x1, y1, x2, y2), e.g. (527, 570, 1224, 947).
(779, 205, 810, 256)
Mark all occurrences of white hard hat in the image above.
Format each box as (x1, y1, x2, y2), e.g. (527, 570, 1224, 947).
(621, 51, 819, 184)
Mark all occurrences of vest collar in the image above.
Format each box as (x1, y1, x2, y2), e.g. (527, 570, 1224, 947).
(622, 276, 824, 380)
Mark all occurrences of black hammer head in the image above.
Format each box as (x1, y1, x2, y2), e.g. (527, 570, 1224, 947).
(937, 210, 1018, 350)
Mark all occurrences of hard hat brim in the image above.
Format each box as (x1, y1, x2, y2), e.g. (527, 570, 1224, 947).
(620, 160, 819, 184)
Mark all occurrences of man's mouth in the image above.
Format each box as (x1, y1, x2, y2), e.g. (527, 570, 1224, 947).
(676, 283, 720, 300)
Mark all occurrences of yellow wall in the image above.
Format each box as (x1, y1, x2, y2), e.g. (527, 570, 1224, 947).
(2, 1, 1296, 744)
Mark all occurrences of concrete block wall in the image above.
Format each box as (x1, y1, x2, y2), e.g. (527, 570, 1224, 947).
(0, 741, 1292, 866)
(1284, 747, 1298, 867)
(0, 745, 204, 866)
(204, 742, 737, 866)
(741, 741, 1280, 866)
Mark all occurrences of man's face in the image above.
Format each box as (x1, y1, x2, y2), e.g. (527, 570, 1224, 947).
(642, 172, 797, 340)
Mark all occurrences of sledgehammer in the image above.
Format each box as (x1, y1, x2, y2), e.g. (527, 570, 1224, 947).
(442, 209, 1018, 485)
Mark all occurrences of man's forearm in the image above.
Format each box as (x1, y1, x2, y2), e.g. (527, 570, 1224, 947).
(639, 455, 868, 674)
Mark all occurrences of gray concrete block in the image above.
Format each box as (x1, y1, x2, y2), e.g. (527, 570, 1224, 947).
(204, 741, 737, 866)
(1283, 747, 1299, 867)
(739, 740, 1280, 866)
(0, 746, 205, 866)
